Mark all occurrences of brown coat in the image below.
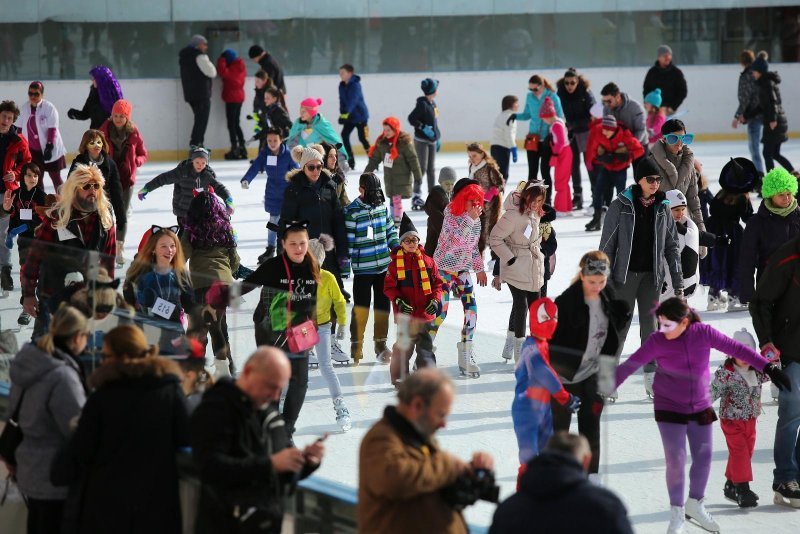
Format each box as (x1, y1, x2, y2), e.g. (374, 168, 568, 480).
(358, 407, 467, 534)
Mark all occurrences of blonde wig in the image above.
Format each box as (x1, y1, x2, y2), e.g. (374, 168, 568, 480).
(47, 164, 113, 230)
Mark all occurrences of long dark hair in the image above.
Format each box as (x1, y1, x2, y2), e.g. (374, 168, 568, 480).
(183, 192, 236, 249)
(655, 297, 701, 324)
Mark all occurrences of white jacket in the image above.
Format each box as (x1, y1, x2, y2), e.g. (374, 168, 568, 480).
(16, 99, 66, 164)
(661, 216, 699, 300)
(490, 109, 517, 148)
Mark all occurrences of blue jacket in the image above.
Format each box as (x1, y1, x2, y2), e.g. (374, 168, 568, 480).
(241, 143, 298, 214)
(338, 75, 369, 124)
(516, 89, 564, 140)
(287, 114, 348, 158)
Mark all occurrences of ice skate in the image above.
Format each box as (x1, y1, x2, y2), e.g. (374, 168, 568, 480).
(308, 349, 319, 369)
(513, 337, 525, 365)
(726, 296, 748, 312)
(724, 481, 758, 508)
(456, 341, 467, 375)
(773, 480, 800, 508)
(644, 371, 655, 399)
(585, 209, 601, 232)
(605, 390, 618, 404)
(214, 359, 231, 379)
(411, 194, 424, 211)
(706, 294, 723, 311)
(333, 397, 352, 432)
(572, 192, 583, 211)
(501, 331, 514, 362)
(461, 341, 480, 378)
(17, 311, 32, 326)
(684, 497, 720, 532)
(115, 241, 125, 268)
(667, 505, 686, 534)
(375, 339, 391, 364)
(331, 338, 350, 364)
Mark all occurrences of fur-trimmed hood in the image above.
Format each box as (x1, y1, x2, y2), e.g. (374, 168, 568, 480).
(89, 356, 182, 389)
(285, 166, 333, 183)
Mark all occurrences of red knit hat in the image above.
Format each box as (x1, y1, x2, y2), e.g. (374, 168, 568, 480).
(539, 96, 556, 119)
(368, 117, 402, 162)
(111, 99, 132, 119)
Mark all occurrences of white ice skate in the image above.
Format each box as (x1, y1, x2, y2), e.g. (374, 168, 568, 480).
(456, 341, 467, 375)
(333, 397, 352, 432)
(727, 296, 749, 312)
(331, 338, 350, 364)
(667, 505, 686, 534)
(644, 371, 655, 399)
(501, 331, 514, 362)
(684, 497, 720, 532)
(706, 295, 723, 311)
(462, 341, 481, 378)
(308, 349, 319, 369)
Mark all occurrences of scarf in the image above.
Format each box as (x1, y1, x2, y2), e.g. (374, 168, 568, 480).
(639, 195, 656, 208)
(468, 160, 487, 179)
(396, 249, 432, 295)
(765, 197, 798, 217)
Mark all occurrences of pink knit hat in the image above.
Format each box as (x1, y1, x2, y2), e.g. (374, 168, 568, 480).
(539, 96, 556, 119)
(111, 99, 132, 119)
(300, 97, 323, 118)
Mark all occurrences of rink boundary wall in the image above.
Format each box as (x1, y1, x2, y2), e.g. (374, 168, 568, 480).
(1, 64, 798, 160)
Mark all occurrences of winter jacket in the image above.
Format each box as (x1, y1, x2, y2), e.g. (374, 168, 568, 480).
(241, 143, 298, 214)
(424, 185, 449, 256)
(286, 114, 348, 158)
(603, 93, 647, 146)
(181, 234, 240, 289)
(585, 123, 644, 172)
(651, 141, 705, 231)
(281, 169, 347, 255)
(556, 80, 596, 134)
(69, 152, 126, 237)
(143, 160, 230, 219)
(600, 186, 683, 291)
(514, 338, 570, 414)
(711, 360, 769, 421)
(384, 247, 443, 321)
(646, 112, 666, 146)
(0, 126, 32, 192)
(344, 197, 399, 274)
(757, 71, 788, 144)
(338, 74, 369, 124)
(616, 322, 769, 414)
(52, 356, 188, 534)
(662, 217, 716, 298)
(364, 132, 422, 199)
(16, 99, 67, 164)
(125, 268, 195, 324)
(257, 53, 286, 94)
(7, 344, 86, 500)
(0, 185, 47, 242)
(434, 206, 484, 274)
(69, 86, 108, 129)
(516, 88, 565, 140)
(358, 406, 466, 534)
(489, 202, 545, 293)
(490, 109, 517, 148)
(264, 103, 292, 139)
(408, 96, 441, 142)
(738, 201, 800, 302)
(216, 56, 246, 104)
(191, 378, 316, 534)
(749, 236, 800, 365)
(735, 67, 761, 121)
(642, 61, 688, 110)
(179, 45, 215, 102)
(98, 120, 148, 189)
(490, 451, 633, 534)
(317, 269, 347, 326)
(549, 281, 630, 382)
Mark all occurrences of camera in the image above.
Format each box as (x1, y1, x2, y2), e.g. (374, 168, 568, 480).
(440, 468, 500, 510)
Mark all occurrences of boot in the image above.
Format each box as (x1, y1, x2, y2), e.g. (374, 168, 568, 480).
(224, 146, 238, 160)
(116, 241, 125, 267)
(258, 245, 276, 264)
(501, 330, 514, 362)
(584, 209, 601, 232)
(667, 506, 686, 534)
(236, 144, 249, 160)
(513, 337, 525, 365)
(461, 341, 480, 378)
(333, 397, 352, 432)
(572, 192, 583, 211)
(351, 341, 363, 366)
(733, 482, 758, 508)
(456, 341, 467, 375)
(684, 497, 720, 532)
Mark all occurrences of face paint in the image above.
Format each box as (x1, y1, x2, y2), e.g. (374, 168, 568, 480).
(658, 320, 679, 334)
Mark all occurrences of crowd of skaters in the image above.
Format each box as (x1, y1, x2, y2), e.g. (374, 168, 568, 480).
(0, 34, 799, 534)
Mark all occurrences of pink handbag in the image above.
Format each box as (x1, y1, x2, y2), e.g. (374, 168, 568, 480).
(282, 255, 319, 353)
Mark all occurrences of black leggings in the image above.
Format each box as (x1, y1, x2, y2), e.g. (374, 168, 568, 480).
(551, 373, 604, 474)
(225, 102, 245, 146)
(194, 287, 230, 361)
(508, 285, 539, 338)
(763, 141, 795, 172)
(341, 122, 370, 164)
(526, 142, 553, 203)
(283, 356, 309, 439)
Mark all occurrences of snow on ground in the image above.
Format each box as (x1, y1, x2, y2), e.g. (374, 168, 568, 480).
(3, 141, 798, 533)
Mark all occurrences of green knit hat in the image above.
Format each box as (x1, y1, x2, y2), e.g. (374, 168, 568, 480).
(761, 167, 799, 199)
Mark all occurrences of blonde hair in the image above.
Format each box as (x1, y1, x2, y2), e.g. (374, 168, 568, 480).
(102, 325, 158, 361)
(48, 164, 113, 230)
(37, 305, 88, 354)
(124, 229, 190, 291)
(571, 250, 611, 284)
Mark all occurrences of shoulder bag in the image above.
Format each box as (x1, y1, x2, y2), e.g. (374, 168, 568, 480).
(282, 255, 319, 354)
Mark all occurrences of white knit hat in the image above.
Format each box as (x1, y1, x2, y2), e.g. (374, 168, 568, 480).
(732, 328, 756, 350)
(291, 145, 324, 169)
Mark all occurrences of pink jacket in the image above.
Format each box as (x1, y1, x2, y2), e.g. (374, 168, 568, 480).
(549, 119, 570, 155)
(647, 113, 666, 146)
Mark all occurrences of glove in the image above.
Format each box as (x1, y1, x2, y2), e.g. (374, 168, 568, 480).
(436, 139, 441, 153)
(338, 113, 349, 125)
(511, 146, 518, 163)
(225, 197, 234, 214)
(715, 234, 731, 247)
(338, 257, 351, 279)
(5, 224, 28, 249)
(67, 108, 79, 120)
(506, 113, 517, 126)
(765, 363, 792, 392)
(395, 298, 413, 314)
(507, 257, 517, 266)
(421, 125, 436, 140)
(240, 180, 250, 190)
(335, 327, 347, 341)
(137, 187, 148, 201)
(566, 394, 581, 414)
(43, 143, 53, 161)
(425, 300, 438, 316)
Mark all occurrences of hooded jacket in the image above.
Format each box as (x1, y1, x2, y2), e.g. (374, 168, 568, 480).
(344, 196, 399, 274)
(241, 143, 298, 213)
(338, 74, 369, 124)
(585, 122, 644, 172)
(1, 125, 32, 191)
(599, 186, 683, 291)
(143, 159, 230, 219)
(8, 343, 86, 500)
(556, 79, 596, 134)
(642, 60, 688, 110)
(489, 194, 545, 293)
(757, 71, 788, 144)
(651, 141, 705, 231)
(216, 56, 246, 104)
(281, 168, 347, 255)
(516, 88, 564, 140)
(603, 93, 647, 146)
(408, 96, 441, 142)
(69, 152, 126, 237)
(490, 451, 633, 534)
(364, 132, 422, 199)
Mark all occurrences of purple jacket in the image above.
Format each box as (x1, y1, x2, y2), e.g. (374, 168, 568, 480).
(615, 323, 769, 414)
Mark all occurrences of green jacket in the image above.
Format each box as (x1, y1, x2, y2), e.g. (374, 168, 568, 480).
(180, 235, 241, 289)
(364, 132, 422, 199)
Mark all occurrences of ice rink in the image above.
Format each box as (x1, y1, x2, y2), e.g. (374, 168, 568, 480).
(4, 140, 799, 533)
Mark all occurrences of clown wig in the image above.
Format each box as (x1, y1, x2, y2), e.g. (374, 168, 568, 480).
(449, 184, 485, 216)
(89, 65, 124, 115)
(183, 192, 236, 249)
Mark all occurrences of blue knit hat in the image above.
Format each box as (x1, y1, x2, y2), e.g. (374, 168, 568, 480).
(644, 88, 662, 108)
(221, 49, 237, 63)
(421, 78, 439, 95)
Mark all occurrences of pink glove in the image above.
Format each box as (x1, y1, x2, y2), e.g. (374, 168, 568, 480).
(484, 186, 499, 203)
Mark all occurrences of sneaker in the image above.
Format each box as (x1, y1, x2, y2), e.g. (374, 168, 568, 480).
(333, 397, 352, 432)
(684, 497, 720, 532)
(17, 311, 32, 326)
(0, 265, 12, 291)
(667, 505, 686, 534)
(331, 338, 350, 363)
(773, 480, 800, 508)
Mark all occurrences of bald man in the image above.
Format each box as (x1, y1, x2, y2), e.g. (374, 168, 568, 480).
(191, 347, 325, 534)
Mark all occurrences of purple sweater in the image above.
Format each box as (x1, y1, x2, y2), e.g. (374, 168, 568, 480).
(615, 322, 769, 414)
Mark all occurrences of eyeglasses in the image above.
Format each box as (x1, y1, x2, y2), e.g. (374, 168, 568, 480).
(402, 237, 420, 244)
(81, 183, 101, 191)
(306, 164, 323, 171)
(28, 91, 41, 97)
(642, 176, 663, 184)
(151, 224, 180, 235)
(664, 133, 694, 146)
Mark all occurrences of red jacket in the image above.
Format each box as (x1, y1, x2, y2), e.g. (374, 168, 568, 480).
(216, 57, 246, 104)
(2, 127, 31, 192)
(98, 121, 148, 189)
(384, 246, 443, 321)
(585, 122, 644, 172)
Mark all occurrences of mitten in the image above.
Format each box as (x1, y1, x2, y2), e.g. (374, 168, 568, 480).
(240, 180, 250, 190)
(421, 125, 435, 140)
(137, 187, 148, 201)
(43, 143, 53, 161)
(765, 363, 792, 391)
(511, 146, 518, 163)
(67, 108, 79, 120)
(335, 327, 346, 340)
(225, 197, 234, 214)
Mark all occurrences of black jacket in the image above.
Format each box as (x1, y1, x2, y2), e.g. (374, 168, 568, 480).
(281, 169, 347, 255)
(424, 185, 449, 256)
(69, 86, 109, 130)
(258, 53, 286, 94)
(556, 80, 596, 134)
(179, 45, 212, 102)
(264, 103, 292, 139)
(540, 205, 558, 282)
(52, 357, 189, 534)
(750, 236, 800, 365)
(549, 281, 630, 381)
(69, 152, 127, 238)
(490, 451, 633, 534)
(757, 71, 788, 144)
(190, 378, 317, 534)
(408, 96, 440, 142)
(143, 159, 230, 219)
(642, 61, 688, 110)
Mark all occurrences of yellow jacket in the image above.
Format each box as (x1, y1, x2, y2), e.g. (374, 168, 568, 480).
(316, 269, 347, 326)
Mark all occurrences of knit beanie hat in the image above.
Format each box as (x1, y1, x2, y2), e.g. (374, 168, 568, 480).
(300, 97, 323, 118)
(439, 166, 457, 185)
(221, 48, 237, 63)
(248, 45, 264, 58)
(635, 156, 662, 181)
(291, 145, 324, 169)
(190, 146, 210, 163)
(666, 189, 687, 208)
(421, 78, 439, 96)
(751, 55, 768, 74)
(190, 35, 207, 48)
(111, 99, 132, 119)
(539, 97, 556, 119)
(644, 88, 662, 108)
(601, 115, 617, 130)
(398, 213, 420, 242)
(308, 234, 333, 265)
(761, 167, 798, 199)
(732, 328, 756, 351)
(657, 44, 673, 57)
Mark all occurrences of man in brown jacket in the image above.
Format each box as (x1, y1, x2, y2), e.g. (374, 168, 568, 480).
(358, 369, 494, 533)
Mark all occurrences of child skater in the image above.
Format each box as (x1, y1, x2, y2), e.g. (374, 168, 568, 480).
(539, 97, 573, 214)
(644, 89, 666, 148)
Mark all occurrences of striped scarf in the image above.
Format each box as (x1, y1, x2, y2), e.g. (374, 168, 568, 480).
(396, 249, 432, 295)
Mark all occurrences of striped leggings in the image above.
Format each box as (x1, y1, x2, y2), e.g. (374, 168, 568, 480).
(428, 270, 477, 343)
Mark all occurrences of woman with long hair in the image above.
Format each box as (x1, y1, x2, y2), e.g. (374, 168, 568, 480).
(67, 65, 124, 130)
(467, 142, 504, 254)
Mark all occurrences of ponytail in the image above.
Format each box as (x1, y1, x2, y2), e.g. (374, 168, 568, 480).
(37, 305, 87, 354)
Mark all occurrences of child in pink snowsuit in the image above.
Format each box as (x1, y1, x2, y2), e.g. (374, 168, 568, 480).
(540, 97, 572, 213)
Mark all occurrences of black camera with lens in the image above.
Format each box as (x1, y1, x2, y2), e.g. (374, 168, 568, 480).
(440, 468, 500, 510)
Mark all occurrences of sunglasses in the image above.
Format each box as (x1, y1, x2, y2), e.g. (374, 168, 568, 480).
(529, 85, 542, 92)
(151, 224, 180, 235)
(306, 164, 323, 171)
(664, 133, 694, 146)
(642, 176, 663, 184)
(81, 183, 101, 191)
(402, 237, 420, 244)
(564, 80, 578, 86)
(28, 91, 41, 97)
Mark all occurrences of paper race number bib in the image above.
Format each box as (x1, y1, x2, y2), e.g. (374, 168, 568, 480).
(20, 209, 33, 221)
(523, 224, 533, 239)
(151, 297, 176, 320)
(266, 155, 278, 166)
(383, 154, 394, 168)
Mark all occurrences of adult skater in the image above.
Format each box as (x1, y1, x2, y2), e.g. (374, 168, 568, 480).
(216, 49, 247, 160)
(751, 53, 794, 173)
(642, 45, 688, 114)
(67, 65, 123, 130)
(731, 50, 765, 174)
(178, 35, 217, 149)
(556, 68, 595, 210)
(16, 81, 67, 191)
(600, 82, 647, 147)
(248, 45, 287, 96)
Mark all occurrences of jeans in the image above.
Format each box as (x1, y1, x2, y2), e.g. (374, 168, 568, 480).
(746, 119, 765, 174)
(267, 214, 280, 248)
(225, 102, 245, 147)
(763, 141, 795, 173)
(774, 361, 800, 484)
(414, 138, 437, 192)
(592, 168, 627, 210)
(283, 355, 309, 439)
(341, 122, 370, 166)
(613, 272, 659, 372)
(315, 322, 343, 399)
(490, 144, 511, 183)
(188, 99, 211, 147)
